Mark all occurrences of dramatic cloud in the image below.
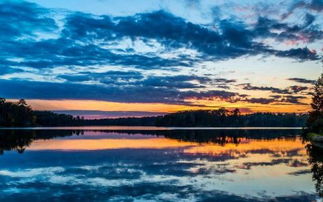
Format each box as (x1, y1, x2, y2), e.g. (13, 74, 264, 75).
(280, 95, 307, 104)
(244, 98, 276, 104)
(282, 0, 323, 19)
(240, 83, 310, 95)
(213, 78, 236, 83)
(0, 78, 305, 106)
(59, 72, 213, 89)
(245, 95, 307, 105)
(0, 1, 57, 40)
(59, 71, 144, 83)
(288, 85, 309, 93)
(255, 14, 322, 44)
(275, 48, 319, 60)
(0, 79, 241, 106)
(240, 83, 290, 94)
(0, 0, 320, 111)
(0, 1, 321, 76)
(139, 75, 210, 89)
(288, 78, 316, 84)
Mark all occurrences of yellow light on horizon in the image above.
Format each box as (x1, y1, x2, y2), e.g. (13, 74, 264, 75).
(10, 98, 311, 115)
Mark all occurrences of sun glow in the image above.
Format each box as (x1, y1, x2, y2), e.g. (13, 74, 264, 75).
(23, 98, 311, 115)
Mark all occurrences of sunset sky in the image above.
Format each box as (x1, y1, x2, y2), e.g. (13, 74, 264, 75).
(0, 0, 322, 118)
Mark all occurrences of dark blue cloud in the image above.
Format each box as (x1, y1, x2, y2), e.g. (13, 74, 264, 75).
(241, 83, 291, 94)
(240, 83, 309, 95)
(288, 85, 309, 93)
(58, 72, 238, 91)
(1, 39, 191, 70)
(0, 78, 305, 105)
(288, 77, 316, 84)
(245, 98, 276, 104)
(139, 75, 211, 89)
(275, 48, 319, 60)
(0, 1, 320, 77)
(283, 0, 323, 19)
(58, 72, 213, 89)
(59, 71, 144, 83)
(245, 96, 306, 105)
(280, 95, 307, 104)
(0, 79, 240, 105)
(61, 10, 319, 61)
(254, 14, 322, 44)
(63, 10, 244, 61)
(213, 78, 236, 83)
(0, 1, 320, 105)
(0, 1, 57, 40)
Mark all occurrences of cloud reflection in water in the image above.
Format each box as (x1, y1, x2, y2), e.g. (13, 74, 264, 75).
(0, 129, 320, 201)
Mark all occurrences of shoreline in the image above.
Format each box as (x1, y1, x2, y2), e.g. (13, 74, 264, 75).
(0, 126, 304, 130)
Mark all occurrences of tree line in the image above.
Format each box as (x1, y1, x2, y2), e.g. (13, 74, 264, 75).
(155, 108, 307, 127)
(0, 98, 81, 127)
(0, 98, 308, 127)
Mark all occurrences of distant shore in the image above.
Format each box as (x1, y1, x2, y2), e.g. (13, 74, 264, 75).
(0, 126, 304, 130)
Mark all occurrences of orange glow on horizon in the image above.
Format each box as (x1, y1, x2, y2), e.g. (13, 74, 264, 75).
(22, 98, 311, 114)
(25, 99, 203, 113)
(29, 138, 196, 151)
(29, 136, 306, 156)
(183, 137, 306, 157)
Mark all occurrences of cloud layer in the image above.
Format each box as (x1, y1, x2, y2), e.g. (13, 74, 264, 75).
(0, 0, 321, 109)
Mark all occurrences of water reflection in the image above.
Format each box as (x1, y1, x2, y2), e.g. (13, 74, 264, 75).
(0, 128, 321, 201)
(0, 129, 301, 154)
(0, 130, 82, 154)
(306, 143, 323, 197)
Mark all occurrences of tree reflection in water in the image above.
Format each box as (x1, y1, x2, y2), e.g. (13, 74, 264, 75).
(0, 129, 301, 155)
(0, 129, 320, 200)
(0, 130, 82, 155)
(306, 143, 323, 197)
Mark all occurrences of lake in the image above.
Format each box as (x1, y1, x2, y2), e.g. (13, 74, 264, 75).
(0, 127, 322, 201)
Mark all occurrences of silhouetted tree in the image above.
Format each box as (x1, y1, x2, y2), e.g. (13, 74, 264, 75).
(0, 130, 81, 154)
(306, 143, 323, 197)
(307, 73, 323, 134)
(33, 111, 82, 126)
(0, 98, 308, 127)
(232, 108, 241, 117)
(17, 99, 27, 106)
(0, 99, 34, 126)
(155, 108, 307, 127)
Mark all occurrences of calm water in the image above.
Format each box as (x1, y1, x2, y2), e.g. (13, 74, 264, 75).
(0, 128, 322, 201)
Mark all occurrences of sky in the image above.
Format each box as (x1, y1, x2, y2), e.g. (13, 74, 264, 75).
(0, 0, 322, 118)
